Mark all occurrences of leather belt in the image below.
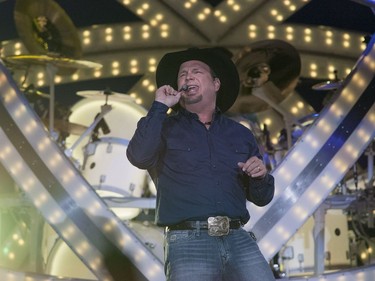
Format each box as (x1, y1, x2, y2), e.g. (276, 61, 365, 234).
(167, 216, 242, 236)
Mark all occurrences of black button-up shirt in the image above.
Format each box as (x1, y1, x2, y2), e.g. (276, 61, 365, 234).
(127, 101, 274, 226)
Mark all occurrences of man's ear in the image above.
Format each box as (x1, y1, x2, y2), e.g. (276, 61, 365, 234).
(214, 77, 221, 92)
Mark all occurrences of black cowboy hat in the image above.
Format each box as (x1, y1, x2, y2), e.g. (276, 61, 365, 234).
(155, 47, 240, 112)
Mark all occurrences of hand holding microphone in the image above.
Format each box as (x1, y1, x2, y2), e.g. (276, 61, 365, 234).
(155, 84, 188, 108)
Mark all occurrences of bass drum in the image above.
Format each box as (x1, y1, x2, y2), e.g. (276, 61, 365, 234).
(66, 96, 148, 220)
(43, 222, 164, 279)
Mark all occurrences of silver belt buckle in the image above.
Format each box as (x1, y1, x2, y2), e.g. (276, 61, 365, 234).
(207, 216, 230, 236)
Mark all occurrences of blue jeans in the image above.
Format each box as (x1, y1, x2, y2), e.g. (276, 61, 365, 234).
(164, 227, 275, 281)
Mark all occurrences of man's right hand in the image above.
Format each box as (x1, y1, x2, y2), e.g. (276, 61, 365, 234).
(155, 85, 182, 108)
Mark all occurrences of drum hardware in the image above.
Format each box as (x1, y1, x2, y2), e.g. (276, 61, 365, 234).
(21, 84, 50, 99)
(11, 0, 102, 138)
(77, 89, 135, 103)
(91, 113, 111, 142)
(41, 118, 88, 136)
(64, 103, 112, 159)
(14, 0, 83, 75)
(252, 82, 302, 149)
(230, 39, 301, 114)
(4, 55, 102, 138)
(229, 39, 302, 149)
(312, 80, 342, 91)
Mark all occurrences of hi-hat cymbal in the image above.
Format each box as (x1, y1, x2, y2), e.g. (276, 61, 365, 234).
(77, 90, 135, 103)
(4, 55, 102, 70)
(42, 118, 87, 135)
(312, 80, 342, 91)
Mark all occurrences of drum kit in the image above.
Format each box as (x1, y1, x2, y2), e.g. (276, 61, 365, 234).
(2, 0, 153, 221)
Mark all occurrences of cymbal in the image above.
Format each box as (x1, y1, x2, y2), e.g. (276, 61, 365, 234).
(230, 39, 301, 114)
(234, 39, 301, 92)
(312, 80, 342, 91)
(4, 55, 102, 70)
(77, 90, 135, 103)
(14, 0, 82, 75)
(42, 118, 87, 135)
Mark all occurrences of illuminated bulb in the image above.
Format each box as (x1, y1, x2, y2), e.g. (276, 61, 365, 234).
(136, 8, 144, 15)
(8, 252, 15, 260)
(89, 201, 102, 215)
(55, 76, 62, 83)
(62, 169, 75, 184)
(72, 74, 79, 81)
(14, 104, 26, 117)
(198, 13, 206, 20)
(134, 249, 146, 262)
(185, 2, 192, 8)
(49, 210, 64, 224)
(10, 161, 23, 175)
(219, 16, 227, 22)
(161, 31, 168, 38)
(83, 38, 91, 44)
(23, 177, 35, 191)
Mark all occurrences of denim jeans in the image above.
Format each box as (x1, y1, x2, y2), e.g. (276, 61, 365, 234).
(164, 227, 275, 281)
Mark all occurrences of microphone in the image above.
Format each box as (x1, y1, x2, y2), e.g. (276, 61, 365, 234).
(179, 84, 189, 91)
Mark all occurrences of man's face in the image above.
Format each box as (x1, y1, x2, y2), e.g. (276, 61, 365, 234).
(177, 60, 220, 108)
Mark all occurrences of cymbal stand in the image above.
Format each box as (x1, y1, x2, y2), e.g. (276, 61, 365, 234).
(252, 81, 301, 149)
(64, 103, 112, 158)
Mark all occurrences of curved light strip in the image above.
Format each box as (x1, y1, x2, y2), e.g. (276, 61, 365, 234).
(0, 62, 164, 280)
(246, 34, 375, 261)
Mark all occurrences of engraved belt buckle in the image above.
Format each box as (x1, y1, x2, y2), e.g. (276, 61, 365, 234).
(207, 216, 230, 236)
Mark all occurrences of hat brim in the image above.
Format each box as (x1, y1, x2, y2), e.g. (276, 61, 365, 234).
(155, 47, 240, 113)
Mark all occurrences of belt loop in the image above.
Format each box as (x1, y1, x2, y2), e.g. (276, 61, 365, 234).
(195, 221, 201, 236)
